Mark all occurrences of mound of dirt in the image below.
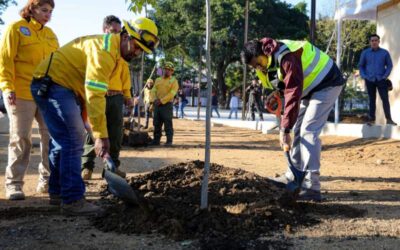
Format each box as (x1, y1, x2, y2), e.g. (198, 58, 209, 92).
(92, 161, 322, 249)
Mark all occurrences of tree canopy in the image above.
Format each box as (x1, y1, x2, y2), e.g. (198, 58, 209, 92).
(314, 17, 376, 74)
(150, 0, 309, 104)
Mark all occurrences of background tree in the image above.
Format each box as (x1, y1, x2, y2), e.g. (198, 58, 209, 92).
(152, 0, 309, 105)
(314, 17, 376, 75)
(127, 0, 155, 13)
(0, 0, 16, 25)
(314, 16, 376, 118)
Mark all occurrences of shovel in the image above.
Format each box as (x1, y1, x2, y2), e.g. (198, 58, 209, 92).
(283, 145, 307, 198)
(84, 124, 140, 205)
(102, 155, 140, 205)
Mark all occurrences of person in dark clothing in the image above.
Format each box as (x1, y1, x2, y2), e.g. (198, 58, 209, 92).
(358, 34, 396, 125)
(211, 91, 220, 118)
(178, 89, 188, 118)
(246, 79, 264, 121)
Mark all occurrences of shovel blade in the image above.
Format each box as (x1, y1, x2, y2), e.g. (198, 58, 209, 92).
(104, 169, 139, 205)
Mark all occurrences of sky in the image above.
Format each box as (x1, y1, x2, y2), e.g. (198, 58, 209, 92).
(0, 0, 143, 45)
(282, 0, 335, 17)
(0, 0, 336, 46)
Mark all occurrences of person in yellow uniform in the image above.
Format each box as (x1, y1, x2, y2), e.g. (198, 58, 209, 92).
(0, 0, 58, 200)
(150, 62, 179, 146)
(31, 17, 159, 216)
(81, 15, 132, 180)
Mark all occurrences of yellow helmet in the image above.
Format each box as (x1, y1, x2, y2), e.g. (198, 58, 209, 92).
(123, 17, 159, 54)
(163, 61, 174, 70)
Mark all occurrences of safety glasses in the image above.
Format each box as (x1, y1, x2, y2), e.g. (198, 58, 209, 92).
(126, 22, 159, 51)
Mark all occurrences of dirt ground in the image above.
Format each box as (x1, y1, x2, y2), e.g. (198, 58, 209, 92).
(0, 118, 400, 249)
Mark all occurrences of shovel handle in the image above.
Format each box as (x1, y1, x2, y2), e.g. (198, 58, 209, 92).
(283, 146, 295, 168)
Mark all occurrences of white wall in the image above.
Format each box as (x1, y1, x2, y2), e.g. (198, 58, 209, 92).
(377, 3, 400, 124)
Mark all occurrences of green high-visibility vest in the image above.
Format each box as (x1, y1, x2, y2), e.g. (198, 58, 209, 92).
(258, 40, 333, 97)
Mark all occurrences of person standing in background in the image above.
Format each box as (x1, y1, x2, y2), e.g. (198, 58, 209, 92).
(211, 91, 220, 118)
(0, 0, 58, 200)
(359, 34, 396, 126)
(178, 89, 188, 118)
(143, 79, 154, 129)
(150, 62, 179, 146)
(246, 79, 264, 121)
(228, 91, 240, 119)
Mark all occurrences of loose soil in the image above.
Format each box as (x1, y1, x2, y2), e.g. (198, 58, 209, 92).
(0, 117, 399, 249)
(92, 160, 366, 249)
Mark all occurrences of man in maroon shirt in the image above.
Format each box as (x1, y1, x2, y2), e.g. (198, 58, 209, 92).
(241, 38, 345, 201)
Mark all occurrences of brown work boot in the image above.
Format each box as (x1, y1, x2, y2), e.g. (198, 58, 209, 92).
(5, 185, 25, 200)
(81, 168, 93, 180)
(61, 198, 105, 216)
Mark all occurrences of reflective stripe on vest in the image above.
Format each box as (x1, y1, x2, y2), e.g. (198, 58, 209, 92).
(275, 40, 333, 97)
(103, 34, 112, 52)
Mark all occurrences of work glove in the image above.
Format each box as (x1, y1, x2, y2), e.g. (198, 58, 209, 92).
(95, 138, 110, 158)
(279, 131, 291, 151)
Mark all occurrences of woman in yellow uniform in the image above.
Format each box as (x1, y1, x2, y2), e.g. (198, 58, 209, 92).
(0, 0, 58, 200)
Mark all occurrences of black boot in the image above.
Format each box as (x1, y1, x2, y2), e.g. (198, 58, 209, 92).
(164, 138, 173, 147)
(149, 139, 160, 146)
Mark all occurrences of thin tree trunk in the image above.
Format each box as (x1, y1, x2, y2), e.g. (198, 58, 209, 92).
(216, 62, 227, 105)
(201, 0, 212, 210)
(241, 0, 249, 120)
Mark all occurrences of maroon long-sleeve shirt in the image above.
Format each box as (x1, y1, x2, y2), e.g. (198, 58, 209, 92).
(280, 49, 303, 131)
(260, 38, 304, 131)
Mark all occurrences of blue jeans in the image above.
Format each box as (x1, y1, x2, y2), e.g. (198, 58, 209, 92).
(31, 79, 85, 204)
(229, 107, 238, 119)
(179, 102, 187, 118)
(211, 105, 220, 118)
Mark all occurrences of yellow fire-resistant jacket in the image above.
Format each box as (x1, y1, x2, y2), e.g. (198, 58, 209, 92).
(34, 33, 122, 139)
(109, 58, 131, 99)
(151, 76, 179, 104)
(0, 18, 59, 100)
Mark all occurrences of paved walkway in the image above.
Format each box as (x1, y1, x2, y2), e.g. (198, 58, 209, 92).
(181, 106, 400, 139)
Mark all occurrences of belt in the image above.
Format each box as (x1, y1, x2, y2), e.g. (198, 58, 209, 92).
(106, 90, 123, 96)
